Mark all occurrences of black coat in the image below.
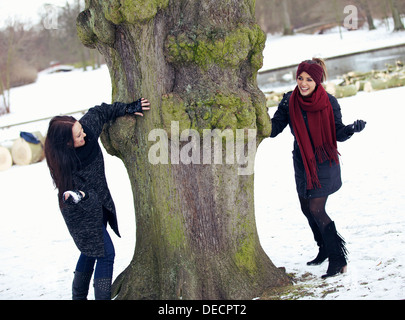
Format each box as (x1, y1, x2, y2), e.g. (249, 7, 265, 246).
(61, 102, 127, 257)
(270, 91, 353, 199)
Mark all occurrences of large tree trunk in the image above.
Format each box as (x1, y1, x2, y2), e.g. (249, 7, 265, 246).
(77, 0, 290, 300)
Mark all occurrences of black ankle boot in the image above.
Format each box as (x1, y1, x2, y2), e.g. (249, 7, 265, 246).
(72, 271, 93, 300)
(321, 221, 348, 279)
(307, 245, 328, 266)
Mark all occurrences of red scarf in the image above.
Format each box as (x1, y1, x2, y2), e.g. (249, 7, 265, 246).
(289, 85, 339, 189)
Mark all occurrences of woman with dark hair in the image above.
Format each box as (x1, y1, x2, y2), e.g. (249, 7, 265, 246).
(270, 58, 366, 279)
(45, 98, 150, 299)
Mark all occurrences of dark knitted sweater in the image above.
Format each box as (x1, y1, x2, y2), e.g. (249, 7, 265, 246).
(60, 102, 127, 257)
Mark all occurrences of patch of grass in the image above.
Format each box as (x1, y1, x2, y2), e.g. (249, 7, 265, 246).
(260, 271, 345, 300)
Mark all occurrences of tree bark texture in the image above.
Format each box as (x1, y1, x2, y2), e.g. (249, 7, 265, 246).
(77, 0, 291, 300)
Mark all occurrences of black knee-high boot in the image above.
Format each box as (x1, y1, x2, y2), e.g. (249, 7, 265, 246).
(307, 219, 328, 266)
(72, 271, 93, 300)
(94, 278, 112, 300)
(299, 196, 328, 266)
(321, 221, 348, 279)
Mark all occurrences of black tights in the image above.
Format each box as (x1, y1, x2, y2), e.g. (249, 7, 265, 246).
(299, 196, 331, 234)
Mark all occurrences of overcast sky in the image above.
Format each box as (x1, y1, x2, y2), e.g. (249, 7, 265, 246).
(0, 0, 76, 28)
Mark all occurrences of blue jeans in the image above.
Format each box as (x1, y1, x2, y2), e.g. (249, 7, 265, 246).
(75, 226, 115, 279)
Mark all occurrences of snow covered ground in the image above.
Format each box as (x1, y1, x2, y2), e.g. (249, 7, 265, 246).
(1, 23, 405, 300)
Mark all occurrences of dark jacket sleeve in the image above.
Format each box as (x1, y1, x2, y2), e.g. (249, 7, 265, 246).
(328, 94, 353, 142)
(79, 102, 128, 138)
(270, 92, 292, 138)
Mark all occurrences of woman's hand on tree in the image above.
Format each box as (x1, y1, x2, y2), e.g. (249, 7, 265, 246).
(126, 98, 151, 117)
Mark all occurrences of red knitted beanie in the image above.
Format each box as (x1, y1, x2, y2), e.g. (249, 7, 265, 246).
(296, 61, 324, 85)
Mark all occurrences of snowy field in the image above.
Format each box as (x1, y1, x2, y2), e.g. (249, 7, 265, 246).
(1, 24, 405, 300)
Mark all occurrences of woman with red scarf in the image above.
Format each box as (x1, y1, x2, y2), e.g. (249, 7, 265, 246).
(270, 58, 366, 278)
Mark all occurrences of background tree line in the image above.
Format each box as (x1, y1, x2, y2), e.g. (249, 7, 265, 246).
(256, 0, 404, 34)
(0, 0, 100, 114)
(1, 0, 404, 114)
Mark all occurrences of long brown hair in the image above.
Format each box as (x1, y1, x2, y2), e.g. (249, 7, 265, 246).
(44, 116, 78, 200)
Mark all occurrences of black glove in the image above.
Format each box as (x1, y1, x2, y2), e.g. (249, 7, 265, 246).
(125, 98, 143, 115)
(346, 120, 366, 134)
(63, 190, 85, 205)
